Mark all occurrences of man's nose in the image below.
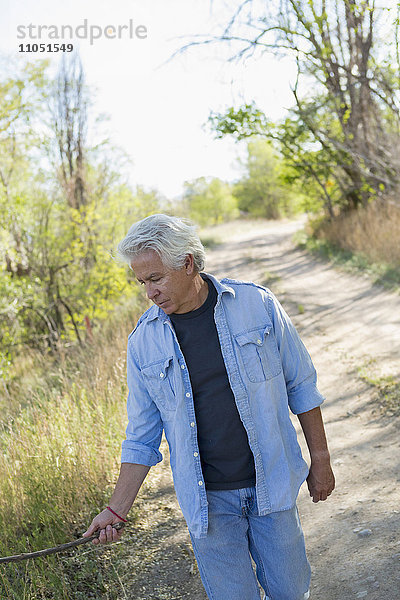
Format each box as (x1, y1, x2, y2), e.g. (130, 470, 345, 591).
(146, 283, 158, 300)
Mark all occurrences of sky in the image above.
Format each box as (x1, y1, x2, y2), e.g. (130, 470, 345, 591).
(1, 0, 297, 198)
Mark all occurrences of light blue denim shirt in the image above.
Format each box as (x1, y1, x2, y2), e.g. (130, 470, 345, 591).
(121, 273, 324, 538)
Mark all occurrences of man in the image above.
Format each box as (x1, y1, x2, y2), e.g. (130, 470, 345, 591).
(84, 214, 335, 600)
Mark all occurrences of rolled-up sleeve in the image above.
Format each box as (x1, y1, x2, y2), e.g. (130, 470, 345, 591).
(266, 291, 325, 415)
(121, 338, 164, 466)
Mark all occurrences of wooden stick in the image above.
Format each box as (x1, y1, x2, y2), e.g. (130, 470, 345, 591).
(0, 522, 126, 564)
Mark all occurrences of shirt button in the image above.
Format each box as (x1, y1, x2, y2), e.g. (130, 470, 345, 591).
(185, 392, 191, 398)
(257, 339, 262, 345)
(159, 373, 164, 378)
(198, 481, 203, 486)
(181, 364, 185, 370)
(193, 452, 198, 457)
(190, 422, 195, 427)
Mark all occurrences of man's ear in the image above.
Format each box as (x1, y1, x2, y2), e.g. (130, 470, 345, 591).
(185, 254, 195, 275)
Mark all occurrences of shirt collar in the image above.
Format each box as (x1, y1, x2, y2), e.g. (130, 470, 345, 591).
(146, 272, 235, 323)
(203, 272, 235, 298)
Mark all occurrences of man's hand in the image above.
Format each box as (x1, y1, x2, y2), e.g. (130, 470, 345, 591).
(83, 509, 125, 545)
(306, 455, 335, 502)
(297, 407, 335, 503)
(83, 463, 150, 544)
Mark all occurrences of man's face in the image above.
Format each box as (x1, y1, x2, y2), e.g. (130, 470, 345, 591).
(131, 249, 195, 315)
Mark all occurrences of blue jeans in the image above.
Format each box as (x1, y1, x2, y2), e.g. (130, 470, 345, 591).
(189, 487, 311, 600)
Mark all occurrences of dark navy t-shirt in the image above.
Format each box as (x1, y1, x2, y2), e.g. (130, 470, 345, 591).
(169, 277, 256, 490)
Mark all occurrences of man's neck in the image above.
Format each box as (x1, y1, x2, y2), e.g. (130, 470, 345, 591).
(173, 274, 209, 314)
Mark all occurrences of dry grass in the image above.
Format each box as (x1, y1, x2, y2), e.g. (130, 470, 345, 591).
(0, 292, 148, 599)
(296, 201, 400, 289)
(312, 201, 400, 268)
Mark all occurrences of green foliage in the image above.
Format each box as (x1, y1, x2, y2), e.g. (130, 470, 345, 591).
(209, 102, 270, 140)
(0, 174, 150, 362)
(209, 1, 400, 217)
(233, 138, 301, 218)
(183, 176, 239, 226)
(0, 59, 161, 375)
(210, 95, 384, 217)
(0, 58, 49, 136)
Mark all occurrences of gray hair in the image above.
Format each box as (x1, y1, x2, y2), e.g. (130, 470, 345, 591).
(117, 214, 206, 272)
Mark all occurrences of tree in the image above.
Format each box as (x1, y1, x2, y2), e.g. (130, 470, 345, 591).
(183, 177, 239, 225)
(51, 54, 88, 210)
(0, 57, 160, 371)
(203, 1, 400, 215)
(233, 138, 298, 218)
(0, 59, 49, 279)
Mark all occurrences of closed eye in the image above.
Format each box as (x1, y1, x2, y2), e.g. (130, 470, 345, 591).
(138, 277, 161, 285)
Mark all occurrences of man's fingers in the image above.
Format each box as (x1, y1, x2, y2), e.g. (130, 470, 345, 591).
(310, 488, 329, 502)
(84, 509, 124, 543)
(307, 464, 335, 503)
(96, 524, 124, 545)
(98, 529, 106, 544)
(100, 525, 113, 543)
(106, 524, 114, 542)
(112, 527, 123, 542)
(83, 522, 98, 538)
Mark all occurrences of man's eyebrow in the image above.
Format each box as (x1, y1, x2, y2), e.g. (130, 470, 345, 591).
(136, 272, 162, 282)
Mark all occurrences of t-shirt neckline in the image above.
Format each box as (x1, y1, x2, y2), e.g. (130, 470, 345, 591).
(170, 276, 216, 321)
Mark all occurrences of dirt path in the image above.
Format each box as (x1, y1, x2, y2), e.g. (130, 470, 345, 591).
(119, 218, 400, 600)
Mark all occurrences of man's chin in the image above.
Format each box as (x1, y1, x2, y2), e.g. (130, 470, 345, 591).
(158, 301, 173, 313)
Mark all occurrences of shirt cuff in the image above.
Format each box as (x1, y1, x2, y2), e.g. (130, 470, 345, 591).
(287, 380, 325, 415)
(121, 441, 163, 466)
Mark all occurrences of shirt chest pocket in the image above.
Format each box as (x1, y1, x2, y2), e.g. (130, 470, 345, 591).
(234, 325, 282, 383)
(141, 356, 177, 411)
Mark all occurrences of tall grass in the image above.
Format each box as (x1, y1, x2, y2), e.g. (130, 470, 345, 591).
(0, 291, 147, 599)
(302, 201, 400, 288)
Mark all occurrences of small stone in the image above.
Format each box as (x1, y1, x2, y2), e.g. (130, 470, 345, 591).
(365, 576, 376, 583)
(357, 529, 372, 538)
(356, 592, 368, 599)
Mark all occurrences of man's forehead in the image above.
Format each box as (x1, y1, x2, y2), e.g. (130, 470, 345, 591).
(130, 249, 166, 275)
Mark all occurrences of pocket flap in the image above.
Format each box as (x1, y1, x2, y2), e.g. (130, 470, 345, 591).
(142, 356, 174, 379)
(235, 325, 272, 347)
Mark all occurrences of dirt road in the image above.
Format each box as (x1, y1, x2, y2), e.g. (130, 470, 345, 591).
(119, 218, 400, 600)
